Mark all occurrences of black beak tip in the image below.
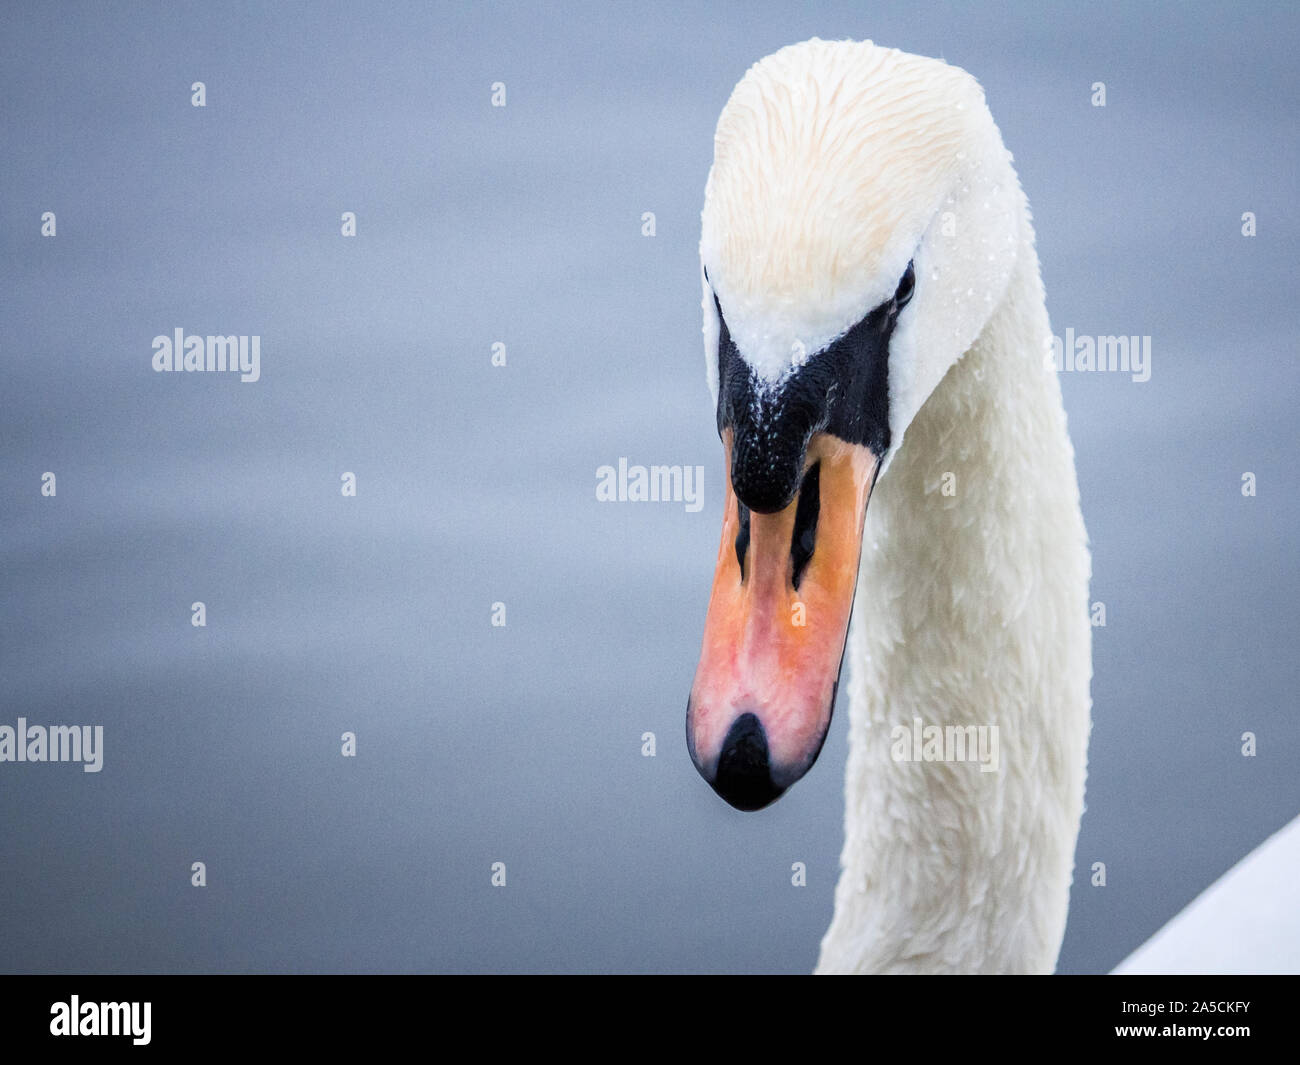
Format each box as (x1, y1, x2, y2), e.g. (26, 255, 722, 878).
(711, 712, 786, 812)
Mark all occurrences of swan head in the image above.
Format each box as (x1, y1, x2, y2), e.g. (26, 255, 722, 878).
(686, 39, 1024, 810)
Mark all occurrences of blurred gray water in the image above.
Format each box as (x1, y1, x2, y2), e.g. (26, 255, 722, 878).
(1, 1, 1296, 973)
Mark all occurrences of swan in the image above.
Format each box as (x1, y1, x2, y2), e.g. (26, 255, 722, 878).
(685, 39, 1092, 974)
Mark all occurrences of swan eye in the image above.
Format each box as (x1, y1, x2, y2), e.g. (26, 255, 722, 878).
(893, 260, 915, 310)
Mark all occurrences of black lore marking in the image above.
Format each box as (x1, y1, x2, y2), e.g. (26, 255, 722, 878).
(790, 463, 820, 590)
(712, 264, 909, 514)
(734, 499, 751, 579)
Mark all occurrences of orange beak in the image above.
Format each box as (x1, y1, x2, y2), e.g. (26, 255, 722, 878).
(687, 429, 879, 809)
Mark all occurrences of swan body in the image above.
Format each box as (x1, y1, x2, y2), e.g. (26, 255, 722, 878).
(687, 39, 1091, 974)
